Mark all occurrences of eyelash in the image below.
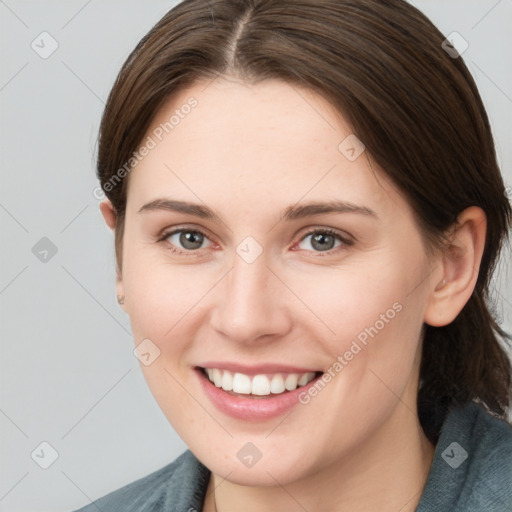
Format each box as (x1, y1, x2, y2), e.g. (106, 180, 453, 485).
(156, 226, 353, 258)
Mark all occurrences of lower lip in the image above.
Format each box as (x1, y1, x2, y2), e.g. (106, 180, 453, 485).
(195, 368, 322, 421)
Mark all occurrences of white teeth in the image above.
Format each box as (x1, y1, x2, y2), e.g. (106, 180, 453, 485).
(232, 373, 251, 394)
(212, 368, 222, 387)
(297, 372, 315, 386)
(251, 375, 270, 396)
(221, 371, 233, 391)
(270, 374, 285, 394)
(204, 368, 317, 396)
(284, 374, 298, 391)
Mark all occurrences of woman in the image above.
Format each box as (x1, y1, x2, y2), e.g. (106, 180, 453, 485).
(75, 0, 512, 510)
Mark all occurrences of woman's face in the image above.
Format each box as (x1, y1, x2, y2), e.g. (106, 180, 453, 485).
(113, 77, 437, 485)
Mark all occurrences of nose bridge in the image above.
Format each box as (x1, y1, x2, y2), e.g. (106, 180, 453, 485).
(211, 250, 290, 343)
(232, 256, 269, 302)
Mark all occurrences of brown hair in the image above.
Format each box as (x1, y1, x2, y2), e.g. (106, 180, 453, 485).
(96, 0, 511, 440)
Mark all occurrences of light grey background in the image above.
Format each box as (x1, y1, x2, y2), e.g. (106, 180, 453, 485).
(1, 1, 511, 511)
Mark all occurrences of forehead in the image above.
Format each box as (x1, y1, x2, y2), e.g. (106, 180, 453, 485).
(126, 77, 405, 219)
(145, 77, 349, 165)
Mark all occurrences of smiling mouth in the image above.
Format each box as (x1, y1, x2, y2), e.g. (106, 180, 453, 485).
(199, 367, 322, 398)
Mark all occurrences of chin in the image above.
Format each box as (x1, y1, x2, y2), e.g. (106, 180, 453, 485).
(189, 435, 319, 487)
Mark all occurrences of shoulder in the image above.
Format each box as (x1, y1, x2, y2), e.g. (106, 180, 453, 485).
(72, 449, 210, 512)
(455, 403, 512, 509)
(418, 402, 512, 511)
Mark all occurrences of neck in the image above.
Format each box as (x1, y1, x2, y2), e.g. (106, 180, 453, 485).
(204, 403, 435, 512)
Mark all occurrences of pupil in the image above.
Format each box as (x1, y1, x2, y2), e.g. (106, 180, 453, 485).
(180, 231, 203, 249)
(312, 233, 334, 251)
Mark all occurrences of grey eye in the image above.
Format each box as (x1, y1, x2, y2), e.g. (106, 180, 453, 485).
(167, 230, 208, 250)
(298, 231, 344, 252)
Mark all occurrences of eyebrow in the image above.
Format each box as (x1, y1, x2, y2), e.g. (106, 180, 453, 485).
(137, 198, 377, 222)
(138, 199, 223, 223)
(281, 200, 377, 220)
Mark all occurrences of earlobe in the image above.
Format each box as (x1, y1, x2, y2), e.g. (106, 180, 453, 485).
(424, 206, 487, 327)
(116, 277, 127, 312)
(100, 198, 117, 230)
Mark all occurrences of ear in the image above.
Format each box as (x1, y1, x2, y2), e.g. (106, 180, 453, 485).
(424, 206, 487, 327)
(99, 199, 126, 311)
(100, 198, 117, 230)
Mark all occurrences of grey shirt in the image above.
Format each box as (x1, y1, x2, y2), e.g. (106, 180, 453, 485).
(73, 402, 512, 511)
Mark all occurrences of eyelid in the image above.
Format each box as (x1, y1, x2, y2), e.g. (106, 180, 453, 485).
(298, 226, 353, 243)
(157, 224, 214, 242)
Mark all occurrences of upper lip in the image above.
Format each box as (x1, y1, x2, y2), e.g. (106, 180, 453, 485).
(196, 362, 321, 375)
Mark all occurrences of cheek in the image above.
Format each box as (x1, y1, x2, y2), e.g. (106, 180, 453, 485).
(123, 250, 212, 343)
(289, 255, 426, 398)
(286, 254, 417, 344)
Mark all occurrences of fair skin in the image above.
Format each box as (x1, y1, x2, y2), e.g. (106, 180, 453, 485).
(100, 77, 486, 512)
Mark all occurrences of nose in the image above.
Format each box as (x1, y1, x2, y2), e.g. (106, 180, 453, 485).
(209, 253, 293, 345)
